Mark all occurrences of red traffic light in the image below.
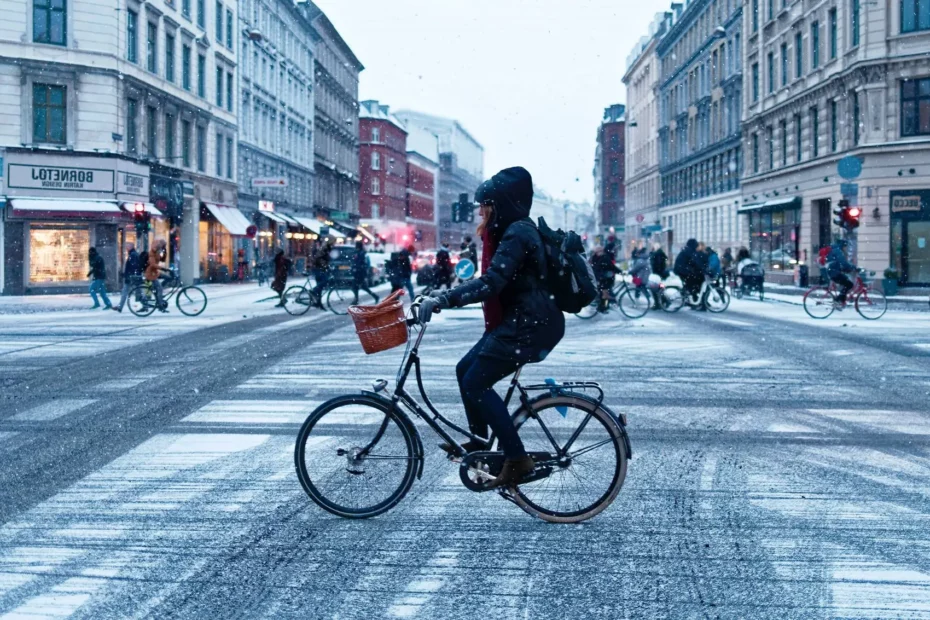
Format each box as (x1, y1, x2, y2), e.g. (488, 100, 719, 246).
(847, 207, 861, 218)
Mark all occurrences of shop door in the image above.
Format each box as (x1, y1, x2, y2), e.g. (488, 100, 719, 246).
(905, 221, 930, 285)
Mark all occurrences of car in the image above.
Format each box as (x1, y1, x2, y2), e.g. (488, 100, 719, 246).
(328, 245, 357, 285)
(367, 250, 388, 284)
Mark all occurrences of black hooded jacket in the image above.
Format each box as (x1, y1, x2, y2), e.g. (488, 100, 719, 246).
(444, 167, 564, 364)
(674, 239, 704, 281)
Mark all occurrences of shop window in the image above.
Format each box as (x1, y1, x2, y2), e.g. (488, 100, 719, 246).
(748, 208, 800, 271)
(902, 0, 930, 32)
(29, 225, 89, 284)
(33, 0, 66, 46)
(32, 83, 66, 144)
(901, 77, 930, 137)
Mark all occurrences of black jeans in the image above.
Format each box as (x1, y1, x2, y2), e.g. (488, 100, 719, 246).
(832, 273, 853, 301)
(352, 276, 378, 302)
(455, 334, 527, 459)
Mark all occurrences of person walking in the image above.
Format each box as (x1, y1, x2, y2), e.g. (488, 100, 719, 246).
(310, 240, 333, 308)
(87, 247, 113, 310)
(271, 249, 291, 307)
(350, 241, 379, 305)
(399, 245, 415, 299)
(649, 243, 669, 279)
(435, 243, 454, 291)
(418, 166, 565, 489)
(113, 243, 142, 313)
(145, 240, 169, 313)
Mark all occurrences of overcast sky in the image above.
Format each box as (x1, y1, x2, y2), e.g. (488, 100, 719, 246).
(313, 0, 667, 203)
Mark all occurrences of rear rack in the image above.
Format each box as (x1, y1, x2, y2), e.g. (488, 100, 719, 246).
(522, 381, 605, 408)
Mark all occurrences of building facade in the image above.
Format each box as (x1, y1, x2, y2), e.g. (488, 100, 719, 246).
(593, 104, 626, 239)
(623, 14, 668, 246)
(656, 0, 743, 254)
(393, 110, 484, 246)
(358, 100, 408, 246)
(236, 0, 316, 262)
(1, 0, 237, 292)
(740, 0, 930, 285)
(303, 2, 362, 224)
(405, 127, 440, 251)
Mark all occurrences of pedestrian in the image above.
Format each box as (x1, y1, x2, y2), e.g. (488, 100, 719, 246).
(87, 247, 113, 310)
(649, 243, 669, 279)
(605, 235, 619, 261)
(351, 241, 379, 305)
(310, 240, 333, 308)
(435, 243, 454, 290)
(629, 241, 650, 286)
(113, 243, 142, 313)
(400, 245, 415, 299)
(418, 166, 565, 488)
(271, 248, 291, 307)
(459, 235, 477, 264)
(145, 239, 169, 313)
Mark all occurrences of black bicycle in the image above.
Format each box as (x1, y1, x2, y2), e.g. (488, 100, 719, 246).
(295, 298, 632, 523)
(127, 269, 207, 317)
(281, 271, 364, 317)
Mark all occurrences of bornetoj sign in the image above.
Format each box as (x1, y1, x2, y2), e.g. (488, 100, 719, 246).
(7, 164, 115, 192)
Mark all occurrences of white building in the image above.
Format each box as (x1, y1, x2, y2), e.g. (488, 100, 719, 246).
(0, 0, 237, 292)
(740, 0, 930, 285)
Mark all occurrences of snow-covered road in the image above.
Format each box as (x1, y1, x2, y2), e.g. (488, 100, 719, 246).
(2, 292, 930, 618)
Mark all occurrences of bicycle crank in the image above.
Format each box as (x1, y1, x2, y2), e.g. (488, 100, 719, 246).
(459, 451, 554, 492)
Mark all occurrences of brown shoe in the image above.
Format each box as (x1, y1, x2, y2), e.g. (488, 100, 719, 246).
(486, 455, 535, 489)
(438, 440, 487, 457)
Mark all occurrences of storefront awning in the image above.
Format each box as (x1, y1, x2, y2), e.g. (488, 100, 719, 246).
(738, 196, 801, 213)
(276, 213, 305, 227)
(203, 202, 251, 236)
(9, 197, 124, 217)
(293, 216, 324, 234)
(256, 210, 289, 224)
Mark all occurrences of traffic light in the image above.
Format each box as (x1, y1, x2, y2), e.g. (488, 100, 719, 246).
(833, 199, 848, 228)
(845, 206, 861, 230)
(833, 199, 861, 230)
(131, 202, 150, 236)
(451, 201, 460, 223)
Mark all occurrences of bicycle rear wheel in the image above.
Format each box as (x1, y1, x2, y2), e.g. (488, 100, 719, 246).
(704, 286, 730, 313)
(295, 395, 418, 519)
(575, 300, 599, 320)
(283, 285, 313, 316)
(660, 286, 684, 312)
(127, 284, 156, 317)
(618, 287, 650, 318)
(176, 285, 207, 316)
(326, 287, 351, 316)
(855, 287, 887, 320)
(511, 395, 628, 523)
(803, 287, 835, 319)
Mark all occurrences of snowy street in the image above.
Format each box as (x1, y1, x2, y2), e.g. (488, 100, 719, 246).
(2, 290, 930, 618)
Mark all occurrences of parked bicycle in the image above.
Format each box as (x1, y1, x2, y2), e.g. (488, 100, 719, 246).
(127, 269, 207, 317)
(803, 268, 886, 320)
(294, 296, 632, 523)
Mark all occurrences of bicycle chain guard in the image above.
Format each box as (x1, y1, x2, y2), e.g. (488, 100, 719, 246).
(459, 451, 554, 493)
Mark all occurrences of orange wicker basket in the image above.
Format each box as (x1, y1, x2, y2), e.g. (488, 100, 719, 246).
(348, 289, 408, 354)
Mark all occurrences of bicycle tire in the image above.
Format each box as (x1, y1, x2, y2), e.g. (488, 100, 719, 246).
(704, 286, 730, 313)
(295, 395, 419, 519)
(803, 287, 835, 319)
(283, 286, 313, 316)
(326, 287, 351, 316)
(660, 286, 684, 313)
(175, 285, 207, 316)
(127, 284, 157, 317)
(575, 300, 600, 320)
(510, 395, 628, 523)
(855, 287, 887, 320)
(618, 288, 650, 319)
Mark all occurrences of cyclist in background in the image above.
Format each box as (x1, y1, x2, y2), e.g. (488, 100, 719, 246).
(145, 240, 169, 313)
(591, 245, 621, 313)
(310, 239, 333, 308)
(826, 238, 856, 306)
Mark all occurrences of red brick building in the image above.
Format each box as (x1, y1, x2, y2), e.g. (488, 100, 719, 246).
(406, 153, 438, 250)
(359, 100, 408, 245)
(594, 104, 626, 231)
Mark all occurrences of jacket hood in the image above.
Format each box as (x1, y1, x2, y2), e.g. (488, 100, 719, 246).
(686, 239, 699, 251)
(476, 167, 534, 240)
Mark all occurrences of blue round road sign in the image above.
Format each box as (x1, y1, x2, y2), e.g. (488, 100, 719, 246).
(837, 156, 862, 180)
(455, 258, 476, 280)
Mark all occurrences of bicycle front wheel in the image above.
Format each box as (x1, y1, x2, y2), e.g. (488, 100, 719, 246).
(704, 286, 730, 313)
(803, 287, 835, 319)
(176, 286, 207, 316)
(855, 287, 887, 320)
(127, 284, 156, 317)
(283, 285, 313, 316)
(326, 287, 351, 316)
(295, 395, 418, 519)
(511, 395, 628, 523)
(575, 300, 599, 320)
(660, 286, 684, 313)
(618, 287, 651, 318)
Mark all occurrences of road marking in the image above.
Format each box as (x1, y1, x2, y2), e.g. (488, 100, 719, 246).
(726, 359, 776, 368)
(387, 550, 459, 618)
(9, 399, 96, 422)
(705, 317, 754, 327)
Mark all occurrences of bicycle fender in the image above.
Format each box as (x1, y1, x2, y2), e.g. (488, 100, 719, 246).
(359, 391, 426, 480)
(524, 391, 633, 460)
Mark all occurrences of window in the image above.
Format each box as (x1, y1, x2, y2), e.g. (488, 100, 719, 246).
(752, 63, 759, 101)
(127, 10, 138, 63)
(215, 66, 223, 107)
(780, 119, 788, 166)
(165, 33, 175, 82)
(146, 22, 157, 73)
(372, 126, 380, 142)
(226, 136, 233, 178)
(767, 52, 775, 94)
(215, 1, 222, 40)
(181, 44, 191, 90)
(371, 151, 380, 170)
(767, 0, 774, 20)
(851, 0, 860, 46)
(182, 0, 190, 19)
(32, 83, 66, 144)
(853, 93, 861, 144)
(811, 22, 820, 69)
(610, 158, 619, 175)
(197, 0, 205, 29)
(829, 9, 838, 59)
(181, 120, 191, 167)
(781, 42, 789, 86)
(127, 99, 138, 154)
(811, 106, 819, 157)
(226, 9, 233, 48)
(33, 0, 66, 45)
(146, 105, 157, 157)
(752, 133, 759, 173)
(767, 126, 774, 169)
(216, 132, 223, 176)
(831, 100, 838, 151)
(197, 54, 205, 97)
(196, 125, 205, 172)
(226, 71, 233, 112)
(901, 78, 930, 136)
(752, 0, 759, 32)
(794, 33, 804, 79)
(371, 177, 380, 195)
(795, 113, 803, 161)
(902, 0, 930, 33)
(165, 113, 176, 161)
(610, 183, 619, 199)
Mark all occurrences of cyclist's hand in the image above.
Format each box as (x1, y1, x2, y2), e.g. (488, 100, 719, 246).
(417, 296, 447, 324)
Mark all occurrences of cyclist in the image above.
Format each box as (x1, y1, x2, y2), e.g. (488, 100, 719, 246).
(674, 238, 705, 304)
(705, 246, 722, 284)
(826, 238, 856, 306)
(591, 245, 621, 313)
(271, 249, 291, 307)
(418, 166, 565, 489)
(310, 239, 333, 308)
(145, 240, 169, 313)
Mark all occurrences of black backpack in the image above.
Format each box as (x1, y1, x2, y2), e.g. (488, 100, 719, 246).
(537, 217, 598, 313)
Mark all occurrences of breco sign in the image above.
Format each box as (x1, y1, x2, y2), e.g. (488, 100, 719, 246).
(891, 195, 922, 213)
(7, 164, 115, 192)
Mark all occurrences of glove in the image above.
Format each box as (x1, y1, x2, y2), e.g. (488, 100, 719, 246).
(418, 296, 448, 324)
